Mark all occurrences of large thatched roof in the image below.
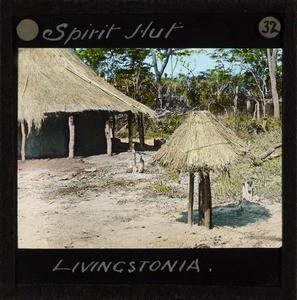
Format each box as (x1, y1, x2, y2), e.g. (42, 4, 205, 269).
(18, 48, 154, 129)
(154, 111, 249, 173)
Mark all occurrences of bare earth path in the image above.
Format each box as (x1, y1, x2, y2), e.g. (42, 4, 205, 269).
(18, 151, 282, 249)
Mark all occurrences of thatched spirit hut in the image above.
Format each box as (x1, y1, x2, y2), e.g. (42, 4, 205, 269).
(154, 111, 248, 229)
(18, 48, 154, 160)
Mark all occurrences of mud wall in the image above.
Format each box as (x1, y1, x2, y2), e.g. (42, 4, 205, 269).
(18, 111, 107, 159)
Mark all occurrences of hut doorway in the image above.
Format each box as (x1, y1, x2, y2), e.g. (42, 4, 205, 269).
(74, 111, 107, 157)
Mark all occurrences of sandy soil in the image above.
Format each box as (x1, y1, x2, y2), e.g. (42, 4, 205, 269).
(17, 151, 282, 249)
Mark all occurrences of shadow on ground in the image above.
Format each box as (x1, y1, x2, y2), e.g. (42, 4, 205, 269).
(176, 200, 271, 227)
(112, 138, 159, 153)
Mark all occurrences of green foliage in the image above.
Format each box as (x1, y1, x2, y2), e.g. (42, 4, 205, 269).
(74, 48, 151, 80)
(153, 182, 172, 194)
(210, 48, 282, 108)
(250, 119, 264, 132)
(221, 115, 281, 140)
(92, 180, 135, 188)
(73, 47, 282, 119)
(266, 117, 282, 131)
(74, 48, 155, 107)
(146, 115, 186, 138)
(163, 171, 180, 182)
(212, 124, 282, 202)
(249, 123, 281, 156)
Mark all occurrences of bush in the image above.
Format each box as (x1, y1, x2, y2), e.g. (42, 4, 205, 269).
(212, 123, 282, 202)
(153, 183, 172, 194)
(146, 115, 186, 139)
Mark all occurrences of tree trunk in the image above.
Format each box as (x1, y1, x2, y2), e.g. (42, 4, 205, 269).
(105, 117, 112, 156)
(258, 142, 282, 160)
(157, 81, 164, 109)
(262, 117, 267, 132)
(233, 85, 239, 115)
(21, 120, 26, 161)
(137, 113, 145, 150)
(188, 173, 195, 226)
(150, 49, 173, 109)
(253, 142, 282, 165)
(127, 113, 134, 150)
(246, 100, 251, 118)
(68, 115, 75, 158)
(267, 49, 280, 119)
(253, 101, 260, 120)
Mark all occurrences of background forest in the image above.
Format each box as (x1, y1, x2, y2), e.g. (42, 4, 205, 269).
(74, 48, 282, 202)
(74, 48, 281, 117)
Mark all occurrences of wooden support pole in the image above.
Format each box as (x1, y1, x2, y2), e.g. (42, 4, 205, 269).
(112, 113, 116, 138)
(105, 116, 112, 156)
(198, 171, 205, 226)
(204, 172, 212, 229)
(20, 120, 26, 161)
(128, 113, 134, 150)
(131, 143, 137, 172)
(137, 113, 145, 150)
(68, 115, 75, 158)
(188, 172, 195, 226)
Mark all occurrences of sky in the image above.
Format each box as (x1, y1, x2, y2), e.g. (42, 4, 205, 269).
(161, 49, 217, 77)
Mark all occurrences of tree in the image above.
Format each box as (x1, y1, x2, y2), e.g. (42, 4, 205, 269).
(209, 48, 282, 120)
(149, 48, 195, 109)
(177, 67, 239, 116)
(267, 49, 280, 119)
(74, 48, 155, 105)
(150, 48, 173, 109)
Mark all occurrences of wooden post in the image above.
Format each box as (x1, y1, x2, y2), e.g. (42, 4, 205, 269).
(132, 143, 137, 172)
(68, 115, 75, 158)
(20, 120, 26, 161)
(105, 116, 112, 156)
(188, 172, 195, 226)
(204, 172, 212, 229)
(112, 113, 116, 138)
(128, 113, 134, 150)
(198, 171, 205, 226)
(137, 113, 145, 150)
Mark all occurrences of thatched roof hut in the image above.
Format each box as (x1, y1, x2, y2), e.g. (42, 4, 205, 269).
(18, 48, 154, 159)
(154, 110, 248, 172)
(154, 110, 249, 229)
(18, 48, 154, 130)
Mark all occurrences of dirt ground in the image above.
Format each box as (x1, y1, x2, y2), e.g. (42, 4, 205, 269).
(17, 151, 282, 249)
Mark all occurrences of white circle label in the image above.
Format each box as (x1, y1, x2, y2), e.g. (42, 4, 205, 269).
(16, 19, 39, 41)
(258, 17, 281, 39)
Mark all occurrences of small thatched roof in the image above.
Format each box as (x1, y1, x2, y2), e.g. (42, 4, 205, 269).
(154, 111, 249, 173)
(18, 48, 154, 129)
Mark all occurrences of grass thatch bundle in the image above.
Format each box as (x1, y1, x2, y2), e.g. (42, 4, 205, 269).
(154, 111, 249, 173)
(18, 48, 154, 130)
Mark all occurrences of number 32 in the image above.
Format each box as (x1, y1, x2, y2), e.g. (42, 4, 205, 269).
(262, 20, 279, 34)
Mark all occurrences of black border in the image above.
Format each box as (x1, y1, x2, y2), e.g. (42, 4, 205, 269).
(1, 0, 297, 299)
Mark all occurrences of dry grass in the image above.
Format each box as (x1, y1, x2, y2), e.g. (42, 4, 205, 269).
(154, 111, 250, 173)
(18, 48, 154, 130)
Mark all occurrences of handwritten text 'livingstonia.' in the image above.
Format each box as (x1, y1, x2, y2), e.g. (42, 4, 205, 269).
(52, 258, 200, 274)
